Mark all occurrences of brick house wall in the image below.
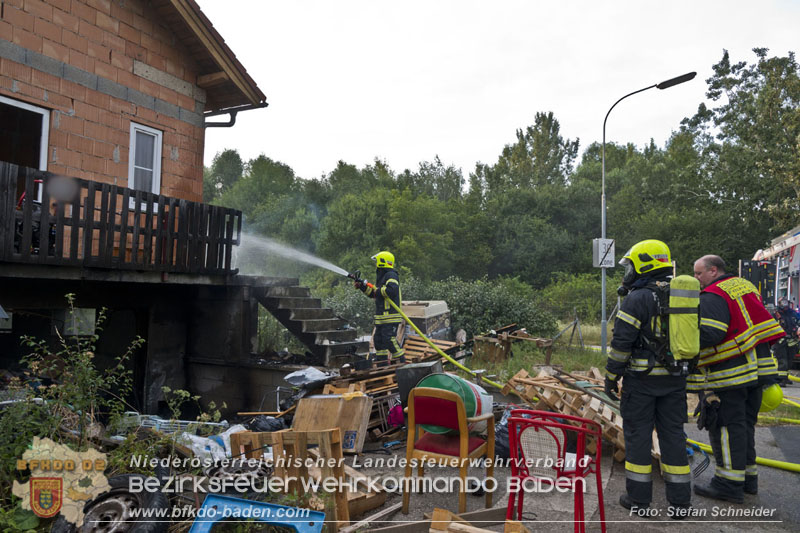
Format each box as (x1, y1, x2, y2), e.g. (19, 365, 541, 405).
(0, 0, 208, 202)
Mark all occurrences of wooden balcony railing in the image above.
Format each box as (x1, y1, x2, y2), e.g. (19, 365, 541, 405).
(0, 162, 241, 275)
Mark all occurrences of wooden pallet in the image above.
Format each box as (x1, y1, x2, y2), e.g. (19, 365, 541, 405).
(324, 371, 400, 436)
(503, 368, 624, 459)
(324, 374, 397, 395)
(402, 335, 458, 362)
(502, 367, 669, 463)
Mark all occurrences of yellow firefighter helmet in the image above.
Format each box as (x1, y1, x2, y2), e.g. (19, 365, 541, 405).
(371, 251, 395, 269)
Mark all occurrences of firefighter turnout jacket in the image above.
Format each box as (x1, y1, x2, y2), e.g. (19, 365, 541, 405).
(689, 274, 783, 392)
(362, 267, 402, 324)
(607, 273, 673, 378)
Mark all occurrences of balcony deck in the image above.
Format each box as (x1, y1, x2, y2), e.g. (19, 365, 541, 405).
(0, 162, 241, 277)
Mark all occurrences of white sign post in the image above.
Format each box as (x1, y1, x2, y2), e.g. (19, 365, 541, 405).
(593, 238, 615, 268)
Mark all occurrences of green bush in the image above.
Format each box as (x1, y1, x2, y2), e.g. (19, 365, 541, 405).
(539, 272, 623, 322)
(407, 275, 557, 338)
(320, 274, 556, 339)
(323, 281, 375, 335)
(257, 308, 308, 354)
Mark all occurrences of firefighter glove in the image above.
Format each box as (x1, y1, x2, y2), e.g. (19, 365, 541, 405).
(695, 391, 720, 431)
(604, 376, 619, 402)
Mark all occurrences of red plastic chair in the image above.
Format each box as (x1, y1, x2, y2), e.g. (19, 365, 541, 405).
(506, 409, 605, 533)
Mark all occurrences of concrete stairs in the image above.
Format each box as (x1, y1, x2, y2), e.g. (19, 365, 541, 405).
(252, 285, 368, 366)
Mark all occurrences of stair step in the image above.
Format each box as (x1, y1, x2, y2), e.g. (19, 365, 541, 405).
(264, 286, 311, 298)
(324, 340, 370, 357)
(313, 329, 358, 344)
(302, 318, 348, 332)
(252, 284, 366, 366)
(270, 297, 322, 309)
(290, 308, 337, 320)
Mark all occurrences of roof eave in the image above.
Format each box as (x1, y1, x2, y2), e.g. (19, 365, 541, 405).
(169, 0, 267, 110)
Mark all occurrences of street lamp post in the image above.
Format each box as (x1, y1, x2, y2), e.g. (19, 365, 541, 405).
(600, 72, 696, 356)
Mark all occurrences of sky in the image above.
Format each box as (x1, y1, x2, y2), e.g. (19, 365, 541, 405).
(196, 0, 800, 180)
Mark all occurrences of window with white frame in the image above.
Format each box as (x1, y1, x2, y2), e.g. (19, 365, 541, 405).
(127, 122, 162, 195)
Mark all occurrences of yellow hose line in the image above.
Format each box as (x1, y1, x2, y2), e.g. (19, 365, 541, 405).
(782, 398, 800, 410)
(691, 411, 800, 425)
(790, 375, 800, 382)
(386, 298, 504, 390)
(785, 395, 800, 402)
(686, 438, 800, 473)
(758, 416, 800, 425)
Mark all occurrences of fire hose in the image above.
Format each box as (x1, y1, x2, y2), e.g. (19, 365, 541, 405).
(347, 270, 505, 390)
(686, 438, 800, 473)
(384, 296, 505, 390)
(782, 397, 800, 410)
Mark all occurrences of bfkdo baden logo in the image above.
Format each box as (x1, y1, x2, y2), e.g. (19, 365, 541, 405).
(12, 437, 110, 526)
(29, 477, 63, 518)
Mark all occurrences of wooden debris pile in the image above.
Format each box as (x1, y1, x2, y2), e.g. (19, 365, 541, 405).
(502, 367, 627, 462)
(475, 325, 554, 364)
(230, 428, 388, 533)
(326, 365, 402, 439)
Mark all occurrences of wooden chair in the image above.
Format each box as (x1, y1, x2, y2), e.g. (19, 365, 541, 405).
(506, 410, 605, 533)
(402, 387, 494, 514)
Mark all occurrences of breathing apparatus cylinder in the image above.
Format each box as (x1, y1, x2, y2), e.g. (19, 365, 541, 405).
(666, 275, 702, 376)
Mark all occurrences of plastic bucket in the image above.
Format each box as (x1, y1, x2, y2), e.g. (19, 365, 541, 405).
(415, 373, 492, 434)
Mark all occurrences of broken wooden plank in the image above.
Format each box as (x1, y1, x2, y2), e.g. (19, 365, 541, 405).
(371, 507, 506, 533)
(503, 521, 530, 533)
(339, 503, 403, 533)
(430, 508, 473, 531)
(236, 405, 296, 418)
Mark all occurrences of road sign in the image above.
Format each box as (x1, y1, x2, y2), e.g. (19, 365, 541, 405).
(593, 238, 615, 268)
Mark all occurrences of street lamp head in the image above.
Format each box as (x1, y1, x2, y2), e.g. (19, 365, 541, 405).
(656, 72, 697, 90)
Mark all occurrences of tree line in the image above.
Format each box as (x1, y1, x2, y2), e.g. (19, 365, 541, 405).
(205, 49, 800, 324)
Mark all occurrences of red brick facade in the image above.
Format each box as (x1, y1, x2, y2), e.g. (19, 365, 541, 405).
(0, 0, 208, 201)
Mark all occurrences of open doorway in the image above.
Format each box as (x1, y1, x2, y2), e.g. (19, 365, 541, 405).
(0, 95, 50, 200)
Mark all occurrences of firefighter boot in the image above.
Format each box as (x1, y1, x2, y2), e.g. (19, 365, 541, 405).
(668, 503, 692, 520)
(619, 494, 648, 511)
(694, 482, 744, 504)
(744, 475, 757, 495)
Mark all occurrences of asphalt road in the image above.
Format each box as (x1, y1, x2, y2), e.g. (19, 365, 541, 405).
(352, 386, 800, 532)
